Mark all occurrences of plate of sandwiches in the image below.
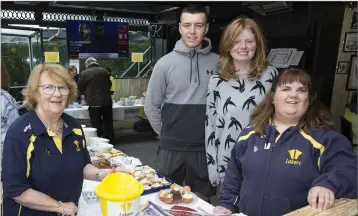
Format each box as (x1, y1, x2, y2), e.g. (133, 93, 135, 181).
(95, 149, 126, 159)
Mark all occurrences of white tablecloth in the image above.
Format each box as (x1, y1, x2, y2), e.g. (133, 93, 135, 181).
(78, 180, 214, 216)
(64, 105, 144, 121)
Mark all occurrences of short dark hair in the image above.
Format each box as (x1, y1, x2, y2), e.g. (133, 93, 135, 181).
(180, 4, 208, 23)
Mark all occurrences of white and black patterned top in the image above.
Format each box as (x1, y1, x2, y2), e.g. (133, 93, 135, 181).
(205, 66, 278, 186)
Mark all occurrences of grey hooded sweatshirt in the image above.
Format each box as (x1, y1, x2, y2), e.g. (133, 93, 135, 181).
(145, 38, 219, 152)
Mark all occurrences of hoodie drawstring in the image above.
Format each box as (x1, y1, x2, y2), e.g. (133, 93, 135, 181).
(190, 51, 193, 83)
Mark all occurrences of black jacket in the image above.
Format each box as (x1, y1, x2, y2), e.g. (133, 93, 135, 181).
(78, 65, 112, 106)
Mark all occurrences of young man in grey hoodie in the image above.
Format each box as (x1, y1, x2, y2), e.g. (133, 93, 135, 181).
(145, 4, 219, 202)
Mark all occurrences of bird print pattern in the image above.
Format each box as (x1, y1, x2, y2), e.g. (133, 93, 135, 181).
(205, 66, 278, 187)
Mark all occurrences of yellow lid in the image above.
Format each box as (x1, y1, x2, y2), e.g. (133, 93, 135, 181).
(95, 172, 144, 202)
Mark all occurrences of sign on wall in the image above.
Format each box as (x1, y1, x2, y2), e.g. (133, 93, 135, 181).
(131, 53, 143, 62)
(149, 23, 166, 39)
(44, 52, 60, 63)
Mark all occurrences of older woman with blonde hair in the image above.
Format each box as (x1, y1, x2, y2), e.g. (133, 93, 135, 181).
(2, 64, 130, 216)
(214, 68, 357, 215)
(205, 17, 278, 187)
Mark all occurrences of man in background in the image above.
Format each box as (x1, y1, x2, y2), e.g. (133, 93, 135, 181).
(78, 57, 113, 142)
(145, 4, 219, 203)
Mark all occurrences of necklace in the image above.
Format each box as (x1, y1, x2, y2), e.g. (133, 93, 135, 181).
(35, 110, 63, 136)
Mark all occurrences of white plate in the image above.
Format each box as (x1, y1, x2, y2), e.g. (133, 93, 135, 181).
(154, 189, 198, 208)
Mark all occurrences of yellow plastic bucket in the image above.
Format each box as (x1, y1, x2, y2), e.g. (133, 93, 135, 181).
(96, 172, 144, 216)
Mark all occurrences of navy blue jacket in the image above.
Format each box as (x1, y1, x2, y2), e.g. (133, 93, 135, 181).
(2, 110, 92, 216)
(220, 125, 357, 216)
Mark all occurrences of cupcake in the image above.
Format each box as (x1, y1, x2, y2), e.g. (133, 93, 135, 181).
(158, 190, 167, 200)
(170, 184, 181, 192)
(183, 186, 191, 193)
(162, 192, 174, 204)
(170, 184, 182, 203)
(182, 192, 193, 204)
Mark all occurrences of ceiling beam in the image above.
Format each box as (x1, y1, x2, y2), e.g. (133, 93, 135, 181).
(159, 7, 180, 14)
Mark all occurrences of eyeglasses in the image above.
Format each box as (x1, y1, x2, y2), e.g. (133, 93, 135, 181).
(39, 84, 70, 96)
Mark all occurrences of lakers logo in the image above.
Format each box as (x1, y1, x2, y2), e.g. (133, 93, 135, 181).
(120, 203, 133, 213)
(285, 149, 302, 165)
(119, 202, 134, 216)
(73, 140, 81, 152)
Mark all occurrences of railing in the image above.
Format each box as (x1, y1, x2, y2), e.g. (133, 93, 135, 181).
(120, 46, 151, 78)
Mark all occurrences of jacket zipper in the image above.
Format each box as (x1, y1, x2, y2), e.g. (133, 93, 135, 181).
(259, 134, 279, 215)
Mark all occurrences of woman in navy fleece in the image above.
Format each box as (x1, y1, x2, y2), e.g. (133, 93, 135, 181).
(214, 68, 357, 216)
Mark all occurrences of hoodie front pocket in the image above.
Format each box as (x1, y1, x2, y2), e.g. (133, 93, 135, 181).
(238, 191, 260, 216)
(262, 197, 293, 215)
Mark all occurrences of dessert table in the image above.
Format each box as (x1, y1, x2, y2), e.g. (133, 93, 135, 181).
(78, 179, 215, 216)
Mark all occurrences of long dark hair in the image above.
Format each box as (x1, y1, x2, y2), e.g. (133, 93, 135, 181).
(250, 67, 333, 135)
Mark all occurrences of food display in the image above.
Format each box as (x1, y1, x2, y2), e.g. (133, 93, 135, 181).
(95, 148, 126, 158)
(92, 158, 112, 169)
(131, 166, 172, 194)
(158, 184, 194, 204)
(91, 148, 142, 170)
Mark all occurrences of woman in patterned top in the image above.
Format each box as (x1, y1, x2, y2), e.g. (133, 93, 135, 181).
(1, 64, 19, 180)
(205, 17, 278, 187)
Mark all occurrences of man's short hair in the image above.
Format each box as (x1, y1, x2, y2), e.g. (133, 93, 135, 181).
(180, 4, 209, 23)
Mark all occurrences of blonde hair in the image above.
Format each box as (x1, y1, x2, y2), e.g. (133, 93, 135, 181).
(218, 17, 269, 80)
(22, 64, 78, 109)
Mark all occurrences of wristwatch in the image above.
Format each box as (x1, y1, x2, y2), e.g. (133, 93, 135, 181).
(96, 170, 104, 181)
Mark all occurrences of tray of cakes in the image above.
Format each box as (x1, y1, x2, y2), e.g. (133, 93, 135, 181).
(131, 166, 173, 195)
(157, 184, 196, 205)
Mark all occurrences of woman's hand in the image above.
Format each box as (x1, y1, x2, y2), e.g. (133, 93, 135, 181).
(307, 186, 335, 211)
(213, 206, 232, 215)
(57, 202, 78, 216)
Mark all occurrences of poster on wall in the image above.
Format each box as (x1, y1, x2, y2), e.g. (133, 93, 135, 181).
(343, 32, 358, 52)
(66, 21, 129, 59)
(351, 12, 357, 29)
(346, 55, 358, 91)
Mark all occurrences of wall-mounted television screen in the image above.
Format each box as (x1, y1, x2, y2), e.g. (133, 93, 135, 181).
(66, 20, 129, 59)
